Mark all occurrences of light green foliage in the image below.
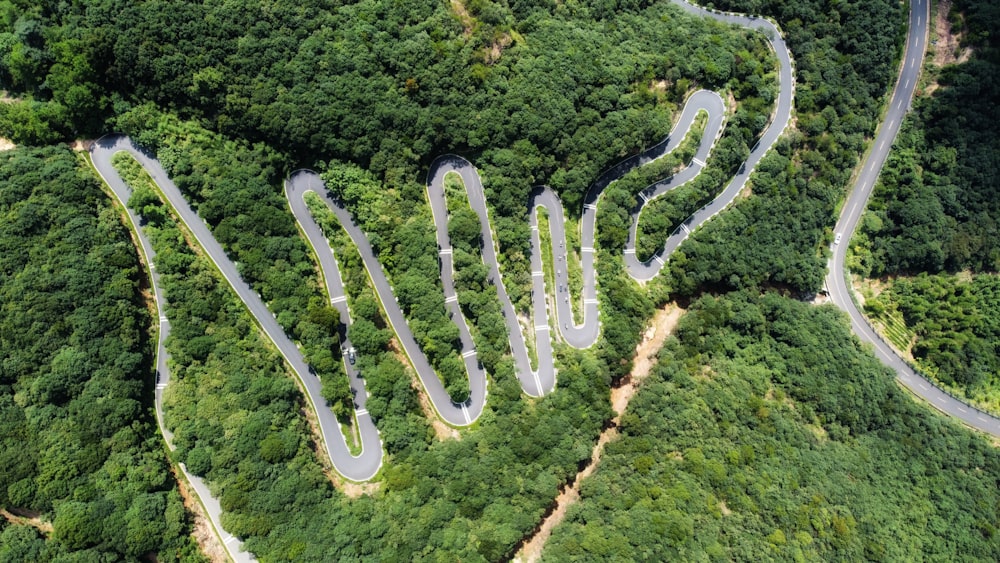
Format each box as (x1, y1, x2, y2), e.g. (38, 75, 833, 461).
(866, 273, 1000, 413)
(322, 162, 472, 402)
(0, 146, 202, 561)
(544, 292, 1000, 561)
(304, 190, 423, 452)
(443, 172, 512, 382)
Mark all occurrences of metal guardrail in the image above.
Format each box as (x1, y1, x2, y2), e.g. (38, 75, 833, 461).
(843, 268, 999, 423)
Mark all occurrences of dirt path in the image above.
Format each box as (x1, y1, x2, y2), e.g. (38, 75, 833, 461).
(933, 0, 972, 68)
(170, 472, 228, 563)
(0, 508, 53, 536)
(513, 303, 685, 563)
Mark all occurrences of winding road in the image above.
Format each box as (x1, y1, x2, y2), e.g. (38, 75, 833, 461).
(92, 2, 791, 558)
(826, 0, 1000, 436)
(91, 137, 256, 563)
(87, 1, 1000, 561)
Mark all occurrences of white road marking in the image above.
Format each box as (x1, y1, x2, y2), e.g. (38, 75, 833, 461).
(581, 247, 594, 253)
(584, 299, 598, 305)
(584, 203, 597, 210)
(958, 406, 968, 413)
(445, 295, 458, 303)
(532, 271, 544, 277)
(439, 248, 452, 255)
(159, 316, 168, 323)
(461, 404, 471, 424)
(356, 409, 369, 417)
(681, 224, 691, 234)
(535, 325, 549, 332)
(654, 256, 666, 265)
(919, 383, 929, 391)
(156, 383, 168, 390)
(692, 157, 707, 167)
(624, 249, 636, 255)
(462, 350, 477, 358)
(224, 536, 238, 545)
(330, 295, 347, 304)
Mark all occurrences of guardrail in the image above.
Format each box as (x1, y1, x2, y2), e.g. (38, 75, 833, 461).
(842, 267, 999, 424)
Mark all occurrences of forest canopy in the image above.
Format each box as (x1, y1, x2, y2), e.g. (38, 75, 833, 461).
(2, 0, 993, 561)
(856, 0, 1000, 276)
(544, 292, 1000, 561)
(0, 146, 201, 561)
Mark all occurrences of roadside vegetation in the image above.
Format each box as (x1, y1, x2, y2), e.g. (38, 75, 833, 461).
(304, 190, 424, 452)
(853, 0, 1000, 413)
(667, 0, 905, 295)
(634, 109, 707, 261)
(861, 273, 1000, 414)
(0, 146, 202, 561)
(443, 172, 512, 381)
(544, 292, 1000, 561)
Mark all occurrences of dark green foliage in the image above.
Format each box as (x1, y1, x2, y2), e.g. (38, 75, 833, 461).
(113, 116, 614, 562)
(668, 0, 905, 294)
(0, 146, 201, 561)
(544, 292, 1000, 561)
(860, 0, 1000, 275)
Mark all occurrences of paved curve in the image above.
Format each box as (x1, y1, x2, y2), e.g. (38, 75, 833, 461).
(90, 2, 798, 558)
(93, 0, 795, 485)
(827, 0, 1000, 437)
(91, 137, 256, 563)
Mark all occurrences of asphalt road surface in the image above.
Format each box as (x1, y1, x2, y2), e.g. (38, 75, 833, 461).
(91, 136, 257, 563)
(826, 0, 1000, 437)
(91, 0, 799, 496)
(86, 3, 1000, 562)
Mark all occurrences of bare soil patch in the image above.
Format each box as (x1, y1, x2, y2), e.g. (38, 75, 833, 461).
(0, 508, 53, 536)
(485, 33, 513, 65)
(1, 92, 18, 151)
(391, 338, 460, 441)
(69, 139, 95, 152)
(609, 304, 685, 421)
(926, 0, 974, 95)
(933, 0, 972, 68)
(514, 303, 685, 563)
(173, 470, 228, 563)
(450, 0, 474, 37)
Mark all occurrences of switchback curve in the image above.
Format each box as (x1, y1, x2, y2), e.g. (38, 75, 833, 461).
(91, 1, 795, 558)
